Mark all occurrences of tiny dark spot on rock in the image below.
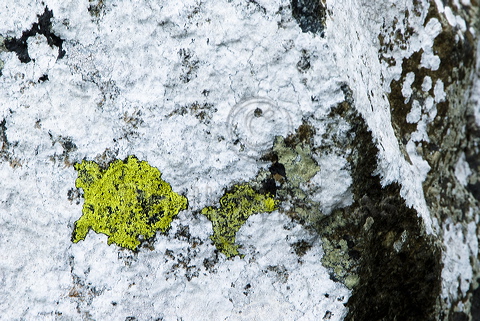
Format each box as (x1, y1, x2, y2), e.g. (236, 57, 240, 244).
(38, 74, 49, 82)
(291, 240, 312, 257)
(348, 249, 361, 260)
(203, 253, 219, 273)
(329, 272, 340, 282)
(67, 188, 82, 205)
(174, 224, 192, 240)
(269, 162, 286, 178)
(297, 50, 311, 72)
(323, 311, 332, 320)
(262, 178, 277, 196)
(291, 0, 326, 35)
(243, 283, 252, 296)
(61, 138, 76, 153)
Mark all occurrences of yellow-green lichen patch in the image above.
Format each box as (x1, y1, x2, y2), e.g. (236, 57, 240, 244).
(72, 155, 187, 250)
(201, 184, 277, 258)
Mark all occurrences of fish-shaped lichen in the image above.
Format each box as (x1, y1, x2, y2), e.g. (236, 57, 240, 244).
(72, 155, 187, 250)
(201, 184, 277, 258)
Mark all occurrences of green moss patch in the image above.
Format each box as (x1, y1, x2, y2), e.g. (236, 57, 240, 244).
(72, 155, 187, 250)
(201, 184, 277, 258)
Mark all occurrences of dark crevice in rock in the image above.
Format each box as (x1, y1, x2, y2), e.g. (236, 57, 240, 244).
(381, 2, 480, 315)
(471, 282, 480, 320)
(315, 89, 442, 320)
(291, 0, 326, 36)
(3, 7, 65, 64)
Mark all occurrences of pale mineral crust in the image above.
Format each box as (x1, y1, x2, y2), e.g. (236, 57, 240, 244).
(0, 0, 479, 320)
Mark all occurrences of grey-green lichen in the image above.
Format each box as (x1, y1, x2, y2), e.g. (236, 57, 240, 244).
(322, 237, 359, 289)
(264, 124, 323, 223)
(272, 135, 319, 189)
(72, 155, 187, 250)
(201, 184, 277, 258)
(317, 208, 360, 289)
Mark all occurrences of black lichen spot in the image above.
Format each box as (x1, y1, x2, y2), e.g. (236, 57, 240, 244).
(67, 188, 82, 205)
(291, 0, 326, 36)
(203, 252, 219, 273)
(178, 48, 199, 83)
(262, 178, 277, 196)
(296, 49, 311, 72)
(291, 240, 312, 257)
(167, 101, 217, 124)
(243, 283, 252, 296)
(284, 120, 316, 147)
(0, 117, 21, 167)
(49, 135, 77, 166)
(60, 137, 77, 153)
(269, 162, 286, 178)
(266, 265, 289, 283)
(0, 118, 8, 151)
(323, 311, 332, 320)
(4, 7, 65, 63)
(88, 0, 106, 18)
(38, 74, 49, 82)
(174, 224, 192, 241)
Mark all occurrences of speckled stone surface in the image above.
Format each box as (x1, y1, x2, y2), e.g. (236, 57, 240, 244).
(0, 0, 479, 320)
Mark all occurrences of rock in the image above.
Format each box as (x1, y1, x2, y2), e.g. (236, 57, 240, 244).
(0, 0, 478, 319)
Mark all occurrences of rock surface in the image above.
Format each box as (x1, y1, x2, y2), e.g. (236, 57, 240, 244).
(0, 0, 479, 320)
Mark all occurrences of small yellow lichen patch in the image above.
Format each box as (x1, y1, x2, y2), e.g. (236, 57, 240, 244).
(72, 155, 187, 250)
(201, 184, 278, 258)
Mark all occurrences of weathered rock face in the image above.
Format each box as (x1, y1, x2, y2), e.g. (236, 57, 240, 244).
(314, 94, 443, 320)
(0, 0, 478, 319)
(321, 0, 480, 319)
